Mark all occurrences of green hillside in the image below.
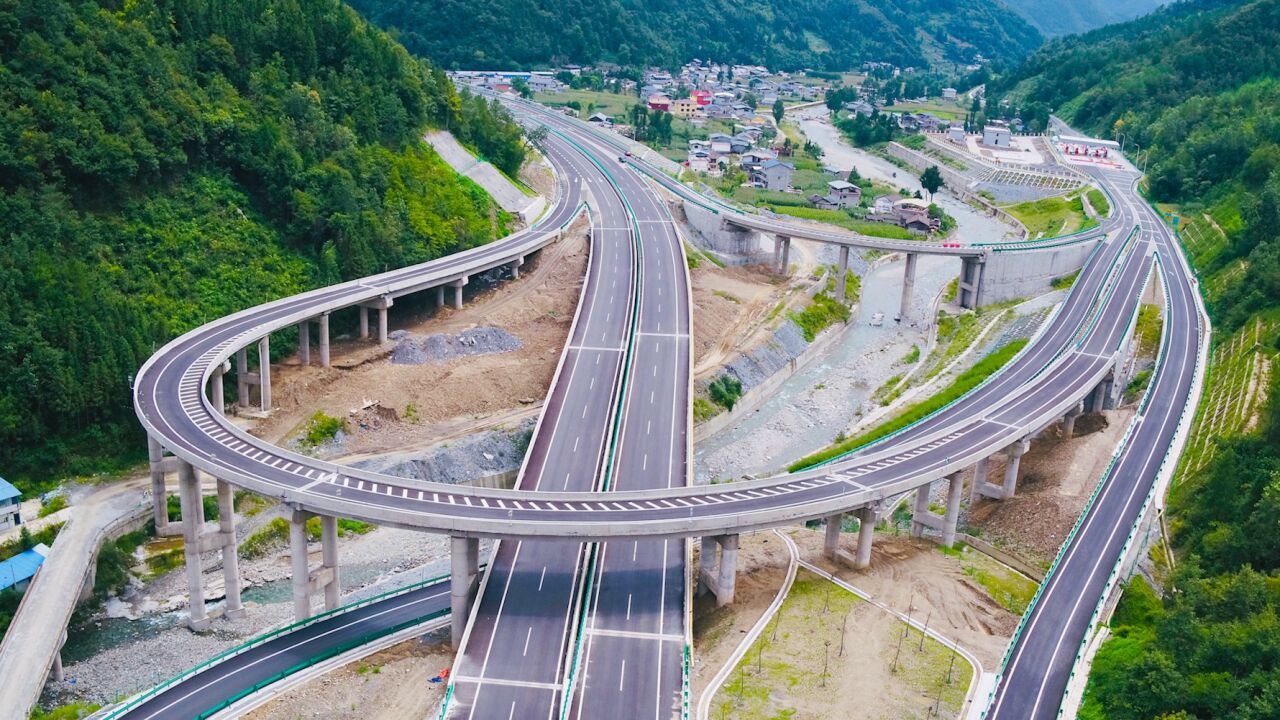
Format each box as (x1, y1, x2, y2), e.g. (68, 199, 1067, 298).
(1001, 0, 1166, 37)
(992, 2, 1280, 717)
(349, 0, 1043, 71)
(0, 0, 528, 491)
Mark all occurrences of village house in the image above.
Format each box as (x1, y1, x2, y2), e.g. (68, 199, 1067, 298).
(808, 180, 862, 210)
(843, 100, 875, 116)
(587, 112, 614, 125)
(647, 93, 672, 112)
(739, 148, 777, 170)
(687, 150, 712, 173)
(526, 73, 562, 93)
(708, 133, 734, 154)
(983, 123, 1012, 147)
(947, 124, 966, 143)
(0, 476, 21, 531)
(750, 159, 795, 191)
(670, 97, 700, 118)
(941, 87, 957, 100)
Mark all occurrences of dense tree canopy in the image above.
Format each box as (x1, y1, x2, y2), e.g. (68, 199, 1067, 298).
(349, 0, 1043, 72)
(0, 0, 528, 489)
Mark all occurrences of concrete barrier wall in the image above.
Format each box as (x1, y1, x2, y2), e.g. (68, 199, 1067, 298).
(981, 240, 1099, 305)
(959, 533, 1045, 582)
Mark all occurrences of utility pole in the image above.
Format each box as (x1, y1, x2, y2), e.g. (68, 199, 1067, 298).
(919, 610, 931, 652)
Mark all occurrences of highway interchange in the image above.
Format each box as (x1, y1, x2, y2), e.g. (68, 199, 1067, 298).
(118, 97, 1207, 719)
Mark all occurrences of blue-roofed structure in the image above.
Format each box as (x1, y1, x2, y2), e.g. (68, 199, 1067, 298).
(0, 543, 49, 592)
(0, 476, 21, 532)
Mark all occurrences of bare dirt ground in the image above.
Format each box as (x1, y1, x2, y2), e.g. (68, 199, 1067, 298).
(691, 264, 790, 377)
(691, 532, 792, 698)
(794, 530, 1016, 671)
(696, 529, 1006, 720)
(967, 408, 1136, 566)
(249, 217, 590, 454)
(243, 634, 454, 720)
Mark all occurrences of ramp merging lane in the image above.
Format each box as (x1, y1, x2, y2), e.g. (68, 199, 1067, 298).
(118, 97, 1206, 720)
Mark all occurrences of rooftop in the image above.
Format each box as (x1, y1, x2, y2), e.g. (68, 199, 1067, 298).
(0, 544, 49, 591)
(0, 477, 19, 503)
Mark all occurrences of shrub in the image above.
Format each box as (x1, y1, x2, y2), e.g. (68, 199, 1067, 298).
(707, 375, 744, 411)
(302, 412, 345, 448)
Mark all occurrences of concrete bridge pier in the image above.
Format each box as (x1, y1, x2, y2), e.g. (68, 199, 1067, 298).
(836, 246, 851, 302)
(177, 461, 210, 630)
(359, 296, 393, 344)
(235, 337, 272, 412)
(217, 479, 245, 619)
(1062, 401, 1085, 438)
(318, 312, 330, 367)
(450, 277, 469, 310)
(298, 321, 310, 366)
(855, 506, 875, 568)
(773, 235, 791, 274)
(969, 457, 994, 503)
(958, 256, 985, 310)
(435, 285, 446, 308)
(359, 305, 369, 340)
(1001, 438, 1031, 497)
(147, 437, 173, 535)
(900, 252, 918, 319)
(450, 536, 479, 648)
(698, 534, 739, 606)
(289, 509, 342, 622)
(510, 256, 524, 279)
(210, 360, 228, 415)
(910, 472, 965, 546)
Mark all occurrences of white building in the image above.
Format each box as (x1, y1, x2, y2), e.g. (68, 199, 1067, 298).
(983, 124, 1012, 148)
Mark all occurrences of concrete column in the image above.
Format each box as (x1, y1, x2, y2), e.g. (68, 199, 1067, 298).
(298, 322, 310, 366)
(836, 246, 850, 302)
(698, 536, 717, 596)
(435, 285, 445, 307)
(147, 437, 170, 534)
(236, 348, 249, 409)
(218, 480, 244, 619)
(911, 482, 932, 538)
(855, 506, 875, 569)
(1062, 401, 1084, 438)
(359, 306, 369, 340)
(510, 256, 523, 279)
(1091, 381, 1106, 413)
(257, 336, 271, 412)
(716, 534, 738, 607)
(377, 306, 389, 344)
(318, 313, 330, 368)
(178, 462, 209, 630)
(51, 651, 64, 683)
(450, 536, 479, 648)
(900, 253, 918, 319)
(772, 235, 782, 269)
(451, 278, 468, 310)
(211, 363, 226, 415)
(321, 515, 340, 611)
(1002, 439, 1030, 498)
(941, 472, 964, 547)
(823, 513, 843, 559)
(290, 509, 312, 621)
(970, 457, 990, 503)
(779, 237, 791, 274)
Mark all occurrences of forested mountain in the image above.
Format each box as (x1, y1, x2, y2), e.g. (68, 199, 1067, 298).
(0, 0, 528, 490)
(993, 2, 1280, 717)
(1000, 0, 1167, 37)
(348, 0, 1043, 71)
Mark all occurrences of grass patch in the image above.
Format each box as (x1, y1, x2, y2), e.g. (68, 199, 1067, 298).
(943, 277, 959, 303)
(693, 397, 720, 423)
(1085, 188, 1110, 217)
(1134, 303, 1162, 357)
(789, 293, 852, 342)
(898, 133, 928, 150)
(300, 411, 344, 448)
(963, 564, 1037, 614)
(1004, 193, 1098, 238)
(903, 345, 921, 364)
(768, 205, 917, 240)
(38, 494, 68, 518)
(30, 703, 102, 720)
(789, 339, 1028, 471)
(1051, 270, 1080, 290)
(713, 290, 741, 304)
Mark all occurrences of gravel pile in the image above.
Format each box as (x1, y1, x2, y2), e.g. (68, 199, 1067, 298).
(391, 326, 522, 365)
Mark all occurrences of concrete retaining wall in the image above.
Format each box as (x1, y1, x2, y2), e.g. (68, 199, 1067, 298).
(958, 533, 1045, 582)
(679, 200, 765, 259)
(980, 240, 1100, 305)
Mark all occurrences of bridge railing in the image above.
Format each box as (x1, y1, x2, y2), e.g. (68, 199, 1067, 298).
(96, 571, 462, 720)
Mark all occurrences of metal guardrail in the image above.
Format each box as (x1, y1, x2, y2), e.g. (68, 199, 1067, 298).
(98, 569, 466, 720)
